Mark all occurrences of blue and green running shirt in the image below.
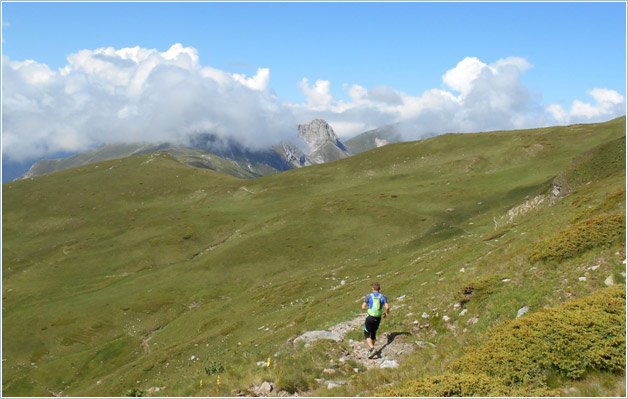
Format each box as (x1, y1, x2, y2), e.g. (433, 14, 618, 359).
(364, 293, 387, 317)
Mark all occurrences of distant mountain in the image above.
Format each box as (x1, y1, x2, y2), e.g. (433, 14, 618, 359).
(18, 119, 351, 180)
(298, 119, 351, 163)
(344, 124, 402, 154)
(18, 143, 266, 180)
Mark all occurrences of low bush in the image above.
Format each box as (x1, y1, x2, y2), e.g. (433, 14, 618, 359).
(384, 285, 626, 396)
(205, 361, 225, 375)
(529, 214, 625, 262)
(453, 284, 626, 385)
(458, 273, 509, 305)
(384, 372, 507, 396)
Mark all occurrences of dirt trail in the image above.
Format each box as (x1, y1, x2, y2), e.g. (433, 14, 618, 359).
(326, 314, 416, 369)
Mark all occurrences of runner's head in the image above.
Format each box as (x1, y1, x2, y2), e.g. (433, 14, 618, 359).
(371, 282, 380, 292)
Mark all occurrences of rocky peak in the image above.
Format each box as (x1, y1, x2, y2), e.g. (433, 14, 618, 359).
(298, 119, 345, 153)
(297, 119, 350, 163)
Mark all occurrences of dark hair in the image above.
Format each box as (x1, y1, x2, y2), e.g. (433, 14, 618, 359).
(372, 282, 381, 291)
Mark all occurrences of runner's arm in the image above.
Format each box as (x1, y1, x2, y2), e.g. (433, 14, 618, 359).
(383, 302, 390, 318)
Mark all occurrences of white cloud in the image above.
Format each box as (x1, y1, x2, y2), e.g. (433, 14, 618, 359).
(2, 44, 296, 162)
(3, 46, 624, 164)
(232, 68, 270, 91)
(442, 56, 486, 96)
(546, 88, 625, 124)
(290, 56, 550, 141)
(298, 78, 334, 110)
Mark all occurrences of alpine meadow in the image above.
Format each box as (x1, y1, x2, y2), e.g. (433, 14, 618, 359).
(2, 116, 626, 397)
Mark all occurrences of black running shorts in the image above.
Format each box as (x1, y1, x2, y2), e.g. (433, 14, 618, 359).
(364, 315, 382, 340)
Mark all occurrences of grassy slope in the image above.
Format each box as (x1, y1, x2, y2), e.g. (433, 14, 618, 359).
(2, 117, 625, 396)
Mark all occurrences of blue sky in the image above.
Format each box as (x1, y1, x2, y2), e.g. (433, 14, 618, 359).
(3, 2, 625, 104)
(1, 1, 627, 179)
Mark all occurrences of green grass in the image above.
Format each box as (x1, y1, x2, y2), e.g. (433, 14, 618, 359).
(2, 116, 626, 396)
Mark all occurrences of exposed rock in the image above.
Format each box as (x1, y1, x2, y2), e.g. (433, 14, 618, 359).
(380, 360, 399, 369)
(516, 306, 530, 318)
(294, 330, 342, 346)
(298, 119, 350, 163)
(322, 368, 336, 375)
(459, 309, 468, 316)
(466, 316, 479, 325)
(421, 312, 430, 319)
(446, 208, 455, 212)
(278, 142, 312, 168)
(256, 381, 274, 395)
(604, 275, 615, 286)
(326, 380, 346, 389)
(578, 276, 587, 282)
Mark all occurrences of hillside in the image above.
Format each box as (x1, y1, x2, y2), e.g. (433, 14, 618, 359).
(2, 116, 626, 397)
(343, 124, 401, 154)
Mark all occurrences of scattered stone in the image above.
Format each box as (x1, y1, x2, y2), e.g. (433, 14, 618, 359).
(148, 387, 165, 394)
(517, 306, 530, 318)
(257, 381, 274, 395)
(436, 271, 443, 275)
(453, 303, 461, 310)
(622, 272, 626, 278)
(353, 368, 359, 373)
(442, 315, 451, 322)
(459, 308, 468, 316)
(256, 361, 267, 367)
(460, 267, 465, 273)
(323, 368, 336, 375)
(396, 295, 407, 301)
(413, 320, 419, 325)
(422, 312, 430, 319)
(380, 360, 400, 369)
(294, 331, 342, 346)
(340, 280, 346, 286)
(589, 264, 600, 271)
(502, 278, 511, 283)
(190, 355, 196, 361)
(604, 275, 615, 286)
(327, 381, 346, 389)
(466, 316, 479, 326)
(578, 276, 587, 282)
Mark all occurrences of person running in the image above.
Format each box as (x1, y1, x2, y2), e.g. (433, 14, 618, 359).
(361, 282, 390, 358)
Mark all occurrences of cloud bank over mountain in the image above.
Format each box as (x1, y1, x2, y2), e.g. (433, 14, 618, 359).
(3, 44, 296, 162)
(3, 44, 625, 163)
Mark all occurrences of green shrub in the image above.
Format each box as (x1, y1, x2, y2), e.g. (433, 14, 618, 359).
(571, 188, 626, 223)
(205, 361, 225, 375)
(384, 372, 508, 396)
(452, 285, 626, 385)
(385, 286, 625, 396)
(125, 388, 146, 397)
(458, 273, 509, 304)
(529, 214, 625, 262)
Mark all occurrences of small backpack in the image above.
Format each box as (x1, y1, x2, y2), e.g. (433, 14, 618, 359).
(368, 293, 383, 317)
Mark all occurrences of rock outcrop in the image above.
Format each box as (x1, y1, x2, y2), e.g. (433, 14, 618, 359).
(298, 119, 351, 164)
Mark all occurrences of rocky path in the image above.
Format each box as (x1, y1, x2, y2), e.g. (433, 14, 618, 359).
(295, 312, 416, 370)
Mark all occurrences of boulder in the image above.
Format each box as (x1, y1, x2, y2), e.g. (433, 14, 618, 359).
(516, 306, 529, 318)
(294, 330, 342, 346)
(380, 360, 399, 369)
